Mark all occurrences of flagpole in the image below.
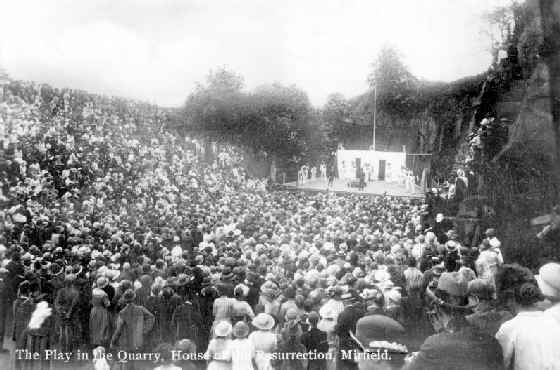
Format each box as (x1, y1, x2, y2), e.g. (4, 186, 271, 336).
(373, 84, 377, 151)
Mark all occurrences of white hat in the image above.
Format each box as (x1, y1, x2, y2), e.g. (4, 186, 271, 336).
(536, 263, 560, 299)
(374, 270, 391, 283)
(489, 238, 501, 249)
(252, 313, 275, 331)
(214, 321, 233, 337)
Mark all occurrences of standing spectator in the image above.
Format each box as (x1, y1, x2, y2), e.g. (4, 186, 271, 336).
(204, 321, 232, 370)
(276, 321, 307, 370)
(465, 279, 512, 337)
(476, 238, 503, 287)
(249, 313, 277, 370)
(432, 213, 452, 245)
(111, 290, 155, 360)
(231, 285, 254, 325)
(403, 257, 424, 325)
(278, 286, 298, 326)
(54, 274, 81, 352)
(300, 312, 328, 370)
(536, 262, 560, 323)
(335, 294, 365, 370)
(484, 229, 503, 262)
(496, 267, 560, 370)
(258, 280, 281, 320)
(90, 287, 111, 348)
(96, 276, 116, 313)
(13, 281, 36, 363)
(171, 291, 201, 343)
(213, 284, 234, 331)
(406, 272, 504, 370)
(158, 287, 181, 343)
(0, 268, 10, 353)
(230, 322, 255, 370)
(20, 301, 55, 370)
(6, 249, 24, 328)
(198, 277, 218, 347)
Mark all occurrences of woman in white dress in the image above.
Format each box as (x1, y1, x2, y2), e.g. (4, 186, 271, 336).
(248, 313, 278, 370)
(230, 321, 255, 370)
(205, 321, 233, 370)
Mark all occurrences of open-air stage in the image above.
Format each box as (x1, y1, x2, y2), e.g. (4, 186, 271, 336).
(282, 178, 425, 198)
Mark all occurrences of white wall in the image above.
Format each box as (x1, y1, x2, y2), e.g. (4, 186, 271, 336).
(337, 149, 406, 182)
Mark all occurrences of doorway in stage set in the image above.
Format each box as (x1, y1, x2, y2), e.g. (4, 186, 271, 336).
(378, 159, 386, 181)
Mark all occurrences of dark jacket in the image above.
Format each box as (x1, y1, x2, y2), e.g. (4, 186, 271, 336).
(335, 303, 365, 357)
(301, 327, 328, 353)
(111, 303, 155, 350)
(404, 326, 504, 370)
(301, 327, 329, 370)
(433, 219, 453, 244)
(171, 300, 202, 342)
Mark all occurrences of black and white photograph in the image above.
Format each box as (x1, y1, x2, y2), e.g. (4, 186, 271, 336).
(1, 0, 560, 369)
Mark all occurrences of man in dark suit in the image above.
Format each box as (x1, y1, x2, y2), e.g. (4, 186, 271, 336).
(111, 289, 155, 358)
(0, 268, 9, 353)
(335, 294, 366, 370)
(432, 213, 453, 244)
(301, 312, 329, 370)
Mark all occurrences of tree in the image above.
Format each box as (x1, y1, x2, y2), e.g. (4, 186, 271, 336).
(483, 1, 519, 58)
(322, 93, 353, 149)
(250, 83, 313, 159)
(367, 46, 418, 118)
(183, 67, 246, 136)
(201, 66, 244, 94)
(538, 0, 560, 199)
(368, 46, 416, 93)
(181, 72, 318, 167)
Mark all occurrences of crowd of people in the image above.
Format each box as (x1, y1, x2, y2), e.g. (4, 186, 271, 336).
(1, 81, 560, 370)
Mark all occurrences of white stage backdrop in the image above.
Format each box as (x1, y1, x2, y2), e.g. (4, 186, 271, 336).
(337, 149, 406, 182)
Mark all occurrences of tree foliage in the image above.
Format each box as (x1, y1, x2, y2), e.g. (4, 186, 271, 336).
(181, 68, 317, 166)
(322, 93, 353, 150)
(367, 46, 419, 118)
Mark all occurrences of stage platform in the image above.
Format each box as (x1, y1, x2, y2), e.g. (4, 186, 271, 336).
(282, 178, 425, 198)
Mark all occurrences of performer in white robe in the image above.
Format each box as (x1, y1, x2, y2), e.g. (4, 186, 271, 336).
(320, 163, 327, 179)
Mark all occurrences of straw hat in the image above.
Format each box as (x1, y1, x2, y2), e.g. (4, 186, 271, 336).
(233, 321, 250, 338)
(536, 262, 560, 299)
(214, 321, 233, 337)
(252, 313, 275, 331)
